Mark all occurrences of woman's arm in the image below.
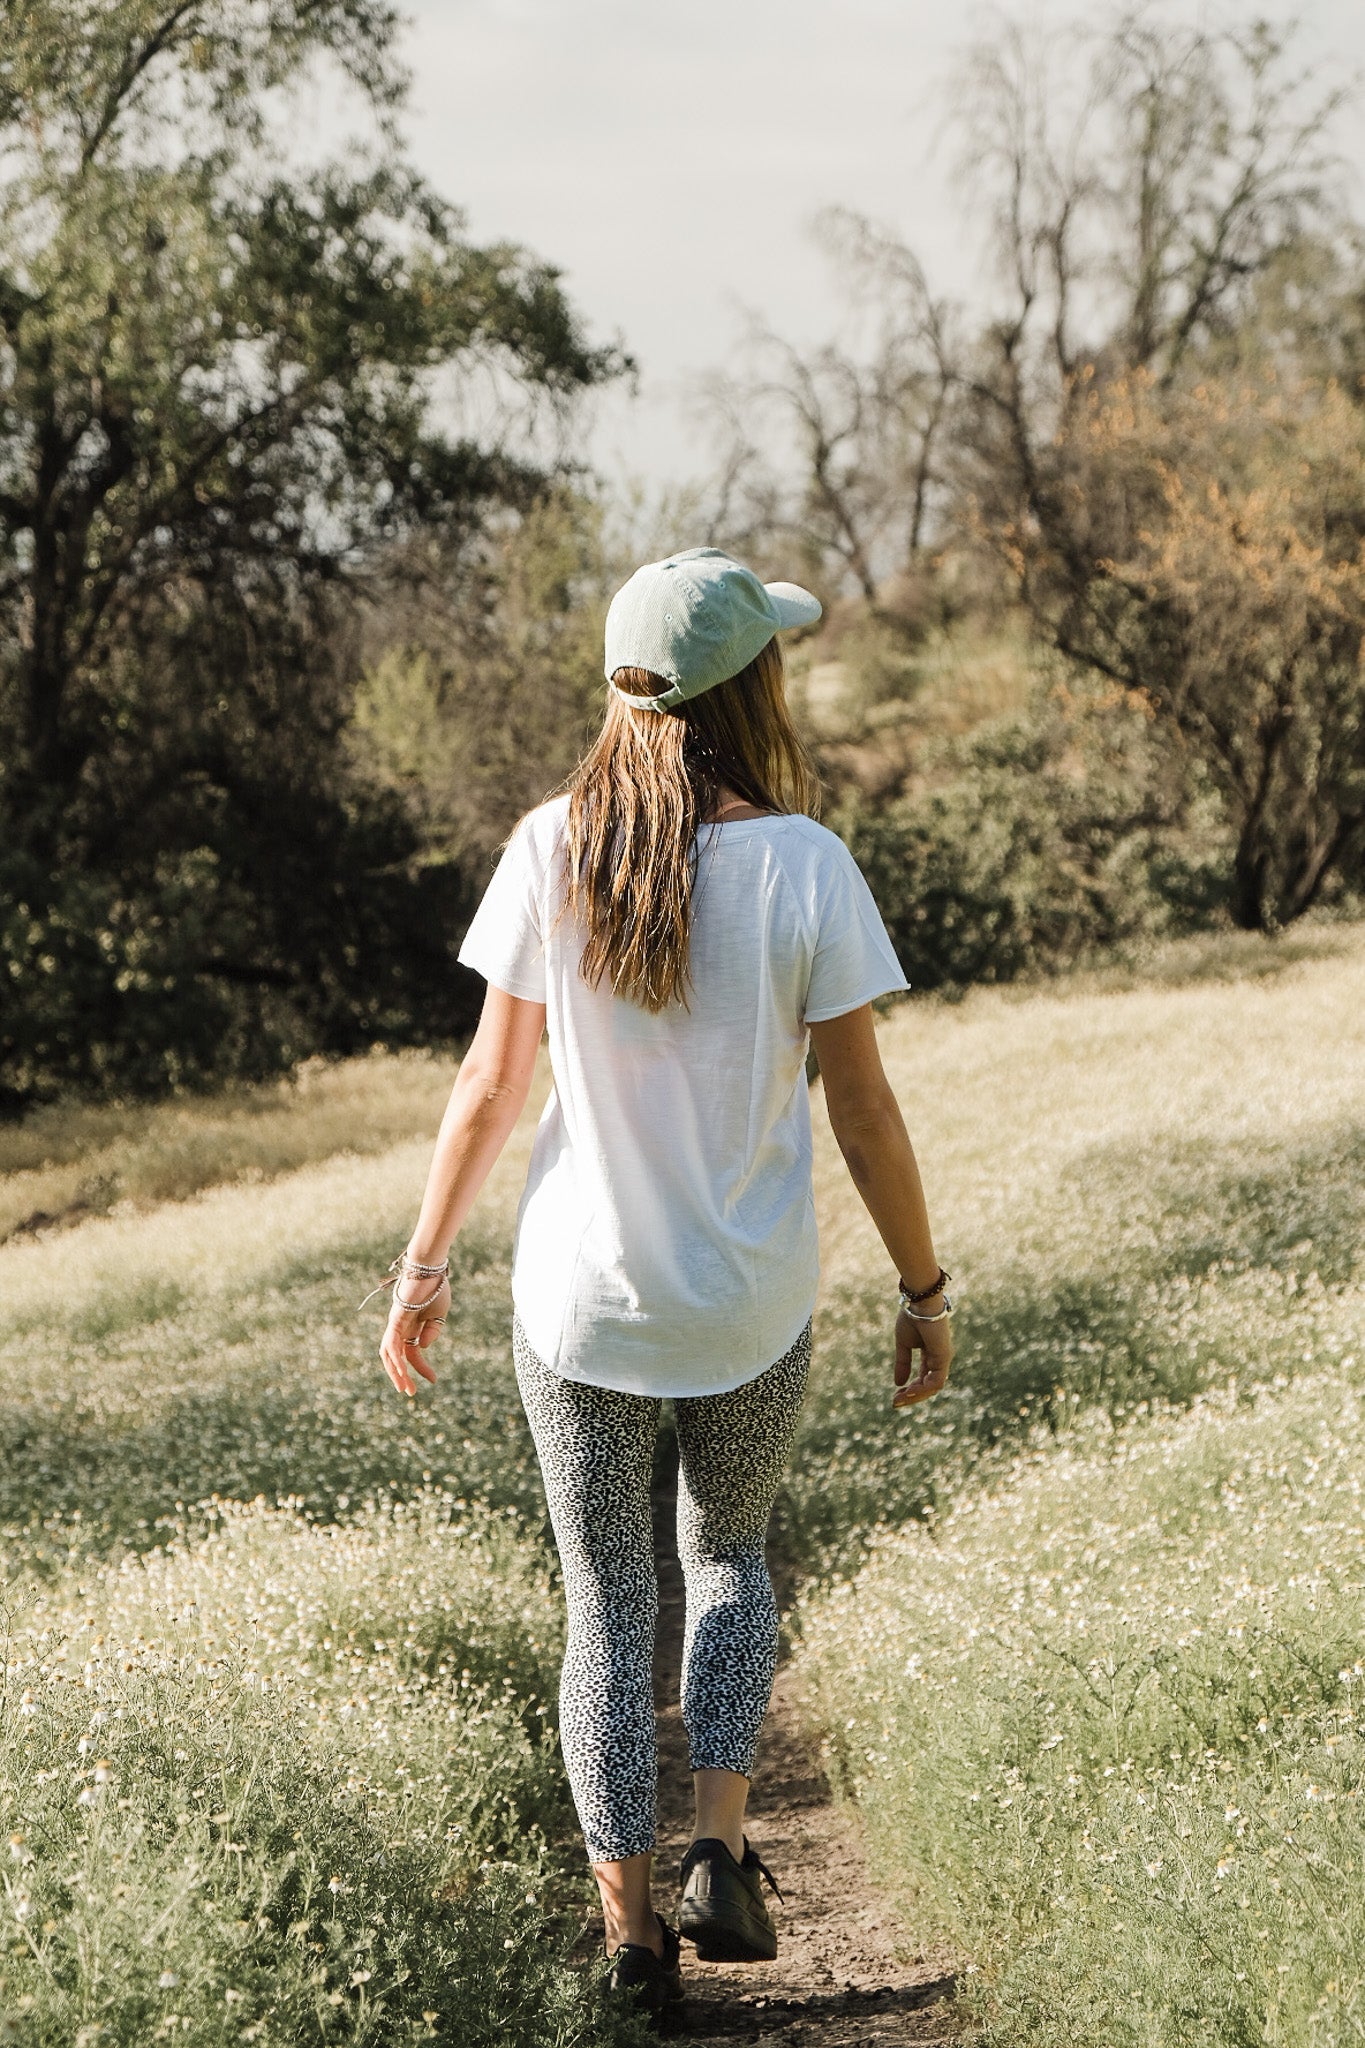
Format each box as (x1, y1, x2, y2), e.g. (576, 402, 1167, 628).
(806, 1002, 952, 1410)
(380, 984, 546, 1397)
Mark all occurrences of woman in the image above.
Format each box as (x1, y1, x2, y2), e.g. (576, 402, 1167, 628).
(375, 547, 952, 2022)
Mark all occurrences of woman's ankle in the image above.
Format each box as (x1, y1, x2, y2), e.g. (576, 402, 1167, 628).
(592, 1849, 662, 1956)
(688, 1826, 745, 1863)
(691, 1765, 749, 1864)
(604, 1907, 664, 1957)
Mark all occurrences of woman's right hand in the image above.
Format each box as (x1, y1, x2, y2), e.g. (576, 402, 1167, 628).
(892, 1302, 952, 1410)
(380, 1272, 452, 1398)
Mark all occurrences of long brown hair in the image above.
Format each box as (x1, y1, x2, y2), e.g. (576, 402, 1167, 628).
(555, 636, 820, 1012)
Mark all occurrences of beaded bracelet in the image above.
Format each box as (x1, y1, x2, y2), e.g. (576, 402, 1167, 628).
(899, 1266, 951, 1303)
(357, 1250, 449, 1313)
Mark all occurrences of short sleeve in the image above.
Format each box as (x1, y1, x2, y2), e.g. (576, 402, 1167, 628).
(803, 836, 910, 1024)
(456, 819, 548, 1003)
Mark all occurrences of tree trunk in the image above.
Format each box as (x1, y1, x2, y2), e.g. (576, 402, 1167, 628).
(1229, 818, 1271, 931)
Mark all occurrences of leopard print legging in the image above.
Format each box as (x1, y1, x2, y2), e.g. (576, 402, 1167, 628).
(513, 1313, 812, 1864)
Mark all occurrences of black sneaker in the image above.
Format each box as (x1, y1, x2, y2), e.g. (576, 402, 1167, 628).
(677, 1835, 783, 1962)
(604, 1912, 684, 2024)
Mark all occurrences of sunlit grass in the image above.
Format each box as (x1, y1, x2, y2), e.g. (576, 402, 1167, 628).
(796, 1369, 1365, 2047)
(2, 922, 1362, 2043)
(0, 1057, 653, 2046)
(0, 1494, 636, 2046)
(0, 1050, 462, 1244)
(791, 924, 1365, 2044)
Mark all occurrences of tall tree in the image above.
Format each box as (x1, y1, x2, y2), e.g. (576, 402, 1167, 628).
(946, 10, 1361, 927)
(701, 209, 957, 608)
(0, 0, 621, 1105)
(1025, 371, 1365, 931)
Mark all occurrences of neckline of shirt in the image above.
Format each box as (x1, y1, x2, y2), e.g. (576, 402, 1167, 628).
(697, 812, 794, 829)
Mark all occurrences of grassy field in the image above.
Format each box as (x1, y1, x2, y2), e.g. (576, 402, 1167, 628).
(0, 1053, 460, 1245)
(1, 920, 1362, 2044)
(793, 921, 1365, 2045)
(0, 1076, 655, 2045)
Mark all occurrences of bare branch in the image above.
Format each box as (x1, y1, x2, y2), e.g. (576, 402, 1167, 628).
(80, 2, 203, 172)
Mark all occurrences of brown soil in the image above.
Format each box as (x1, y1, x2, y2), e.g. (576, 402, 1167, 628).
(574, 1435, 965, 2045)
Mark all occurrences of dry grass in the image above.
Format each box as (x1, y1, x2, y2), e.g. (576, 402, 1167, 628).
(0, 1050, 463, 1244)
(0, 1048, 646, 2047)
(812, 918, 1365, 1297)
(797, 1366, 1365, 2046)
(2, 921, 1363, 2044)
(792, 923, 1365, 2046)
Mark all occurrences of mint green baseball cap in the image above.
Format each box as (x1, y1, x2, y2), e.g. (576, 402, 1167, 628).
(605, 546, 822, 711)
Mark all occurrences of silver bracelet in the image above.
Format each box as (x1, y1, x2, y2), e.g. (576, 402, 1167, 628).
(356, 1256, 450, 1314)
(393, 1282, 445, 1314)
(897, 1293, 953, 1322)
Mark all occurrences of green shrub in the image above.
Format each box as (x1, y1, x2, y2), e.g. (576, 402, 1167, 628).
(0, 800, 480, 1116)
(833, 680, 1231, 991)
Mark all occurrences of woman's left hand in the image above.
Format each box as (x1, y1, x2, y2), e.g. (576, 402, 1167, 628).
(892, 1302, 952, 1410)
(380, 1273, 451, 1397)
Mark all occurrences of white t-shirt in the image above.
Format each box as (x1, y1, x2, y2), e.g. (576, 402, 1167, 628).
(456, 794, 909, 1397)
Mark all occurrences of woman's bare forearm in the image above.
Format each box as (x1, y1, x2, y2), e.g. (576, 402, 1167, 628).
(397, 985, 545, 1271)
(829, 1090, 942, 1295)
(406, 1066, 531, 1264)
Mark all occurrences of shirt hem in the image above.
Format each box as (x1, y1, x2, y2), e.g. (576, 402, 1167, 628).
(513, 1288, 819, 1401)
(455, 947, 547, 1004)
(804, 973, 910, 1024)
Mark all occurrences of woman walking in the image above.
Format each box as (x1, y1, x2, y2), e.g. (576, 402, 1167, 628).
(376, 548, 952, 2022)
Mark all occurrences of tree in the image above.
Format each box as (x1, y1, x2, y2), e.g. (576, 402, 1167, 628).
(699, 209, 958, 610)
(947, 11, 1347, 581)
(945, 10, 1362, 927)
(0, 0, 621, 1106)
(951, 12, 1344, 419)
(1020, 371, 1365, 930)
(351, 490, 613, 872)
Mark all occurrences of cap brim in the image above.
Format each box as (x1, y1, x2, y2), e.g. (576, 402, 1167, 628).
(765, 580, 822, 629)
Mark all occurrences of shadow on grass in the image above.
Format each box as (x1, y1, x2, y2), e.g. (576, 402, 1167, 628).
(1060, 1123, 1365, 1290)
(779, 1124, 1365, 1583)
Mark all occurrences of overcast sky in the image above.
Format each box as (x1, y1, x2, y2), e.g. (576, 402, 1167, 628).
(328, 0, 1365, 493)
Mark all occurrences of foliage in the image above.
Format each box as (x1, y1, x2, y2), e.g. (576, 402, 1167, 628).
(1014, 371, 1365, 930)
(829, 672, 1230, 992)
(942, 16, 1363, 930)
(0, 791, 479, 1113)
(702, 16, 1345, 604)
(353, 492, 612, 870)
(705, 10, 1364, 934)
(0, 0, 619, 1111)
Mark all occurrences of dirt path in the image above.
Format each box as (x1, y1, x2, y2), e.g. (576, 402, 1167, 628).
(577, 1435, 963, 2045)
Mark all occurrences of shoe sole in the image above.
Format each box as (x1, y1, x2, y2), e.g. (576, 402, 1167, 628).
(677, 1900, 777, 1964)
